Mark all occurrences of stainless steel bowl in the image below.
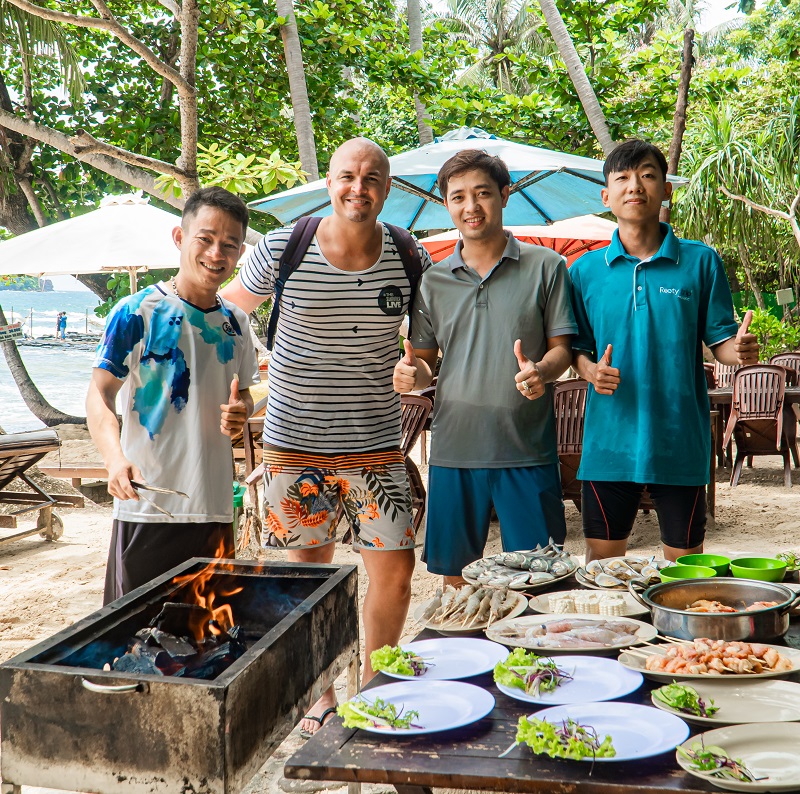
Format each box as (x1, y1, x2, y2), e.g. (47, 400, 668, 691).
(628, 577, 800, 642)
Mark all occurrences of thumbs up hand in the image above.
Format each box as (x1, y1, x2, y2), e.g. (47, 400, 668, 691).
(514, 339, 545, 400)
(393, 339, 419, 394)
(220, 374, 247, 437)
(593, 344, 621, 395)
(734, 309, 759, 365)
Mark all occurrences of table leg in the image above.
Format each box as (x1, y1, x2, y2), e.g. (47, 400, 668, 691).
(347, 656, 361, 794)
(708, 411, 718, 520)
(394, 787, 433, 794)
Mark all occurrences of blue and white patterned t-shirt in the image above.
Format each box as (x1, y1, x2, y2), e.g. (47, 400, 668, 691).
(94, 284, 260, 523)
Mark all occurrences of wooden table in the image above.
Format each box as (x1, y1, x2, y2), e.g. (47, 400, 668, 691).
(708, 385, 800, 407)
(286, 601, 800, 793)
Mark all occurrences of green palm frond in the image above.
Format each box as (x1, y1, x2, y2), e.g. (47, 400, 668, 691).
(0, 0, 86, 103)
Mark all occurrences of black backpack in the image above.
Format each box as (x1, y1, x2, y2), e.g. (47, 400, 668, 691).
(265, 216, 423, 350)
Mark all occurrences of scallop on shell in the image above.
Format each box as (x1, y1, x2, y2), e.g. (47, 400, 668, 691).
(585, 560, 605, 578)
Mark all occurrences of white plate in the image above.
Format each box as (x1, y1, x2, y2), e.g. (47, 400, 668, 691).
(343, 680, 495, 736)
(516, 702, 688, 762)
(575, 556, 667, 591)
(651, 679, 800, 725)
(486, 613, 657, 653)
(496, 655, 643, 704)
(528, 589, 648, 617)
(381, 638, 508, 681)
(618, 643, 800, 682)
(676, 722, 800, 791)
(413, 591, 528, 634)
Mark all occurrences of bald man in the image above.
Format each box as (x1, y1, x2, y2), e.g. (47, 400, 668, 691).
(222, 138, 431, 736)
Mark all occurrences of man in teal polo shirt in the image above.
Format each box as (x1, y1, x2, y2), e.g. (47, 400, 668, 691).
(394, 149, 577, 583)
(570, 138, 758, 563)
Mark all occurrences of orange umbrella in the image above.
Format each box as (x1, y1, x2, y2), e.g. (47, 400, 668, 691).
(420, 215, 617, 266)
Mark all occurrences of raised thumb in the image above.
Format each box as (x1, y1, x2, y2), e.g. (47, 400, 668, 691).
(737, 310, 753, 341)
(402, 339, 416, 364)
(601, 344, 613, 367)
(513, 338, 529, 369)
(229, 374, 240, 404)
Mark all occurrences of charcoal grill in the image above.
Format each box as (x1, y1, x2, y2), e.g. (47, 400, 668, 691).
(0, 559, 359, 794)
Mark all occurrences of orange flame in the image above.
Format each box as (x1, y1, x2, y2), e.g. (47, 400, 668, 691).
(171, 540, 243, 641)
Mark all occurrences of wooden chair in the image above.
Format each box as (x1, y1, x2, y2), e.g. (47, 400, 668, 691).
(713, 361, 740, 388)
(703, 362, 717, 389)
(553, 379, 587, 510)
(768, 354, 800, 466)
(400, 394, 433, 532)
(232, 395, 268, 475)
(553, 378, 657, 513)
(415, 378, 437, 464)
(722, 365, 794, 487)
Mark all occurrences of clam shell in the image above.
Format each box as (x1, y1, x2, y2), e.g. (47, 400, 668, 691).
(594, 572, 625, 587)
(585, 560, 604, 578)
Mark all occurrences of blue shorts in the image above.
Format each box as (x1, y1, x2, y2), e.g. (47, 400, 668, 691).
(422, 464, 567, 576)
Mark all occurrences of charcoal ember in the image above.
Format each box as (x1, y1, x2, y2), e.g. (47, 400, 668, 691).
(150, 602, 213, 637)
(150, 628, 196, 659)
(177, 631, 247, 679)
(112, 642, 166, 675)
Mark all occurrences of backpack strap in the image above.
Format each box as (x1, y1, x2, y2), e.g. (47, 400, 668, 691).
(385, 223, 423, 339)
(266, 216, 322, 351)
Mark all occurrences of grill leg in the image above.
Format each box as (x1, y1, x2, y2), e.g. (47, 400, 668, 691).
(1, 783, 21, 794)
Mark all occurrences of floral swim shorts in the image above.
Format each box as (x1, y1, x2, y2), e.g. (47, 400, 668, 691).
(261, 447, 415, 551)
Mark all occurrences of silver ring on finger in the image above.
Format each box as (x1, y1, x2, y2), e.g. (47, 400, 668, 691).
(521, 380, 530, 392)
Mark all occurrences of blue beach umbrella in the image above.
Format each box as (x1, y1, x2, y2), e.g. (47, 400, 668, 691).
(249, 128, 687, 231)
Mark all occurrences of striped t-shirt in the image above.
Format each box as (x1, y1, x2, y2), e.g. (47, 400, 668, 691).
(239, 223, 431, 452)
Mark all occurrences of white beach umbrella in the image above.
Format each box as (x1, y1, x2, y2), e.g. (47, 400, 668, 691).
(0, 194, 251, 293)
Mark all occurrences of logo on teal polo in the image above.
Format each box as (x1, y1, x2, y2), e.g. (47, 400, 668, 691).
(659, 287, 692, 301)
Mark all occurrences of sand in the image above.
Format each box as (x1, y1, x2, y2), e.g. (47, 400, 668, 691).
(1, 437, 799, 793)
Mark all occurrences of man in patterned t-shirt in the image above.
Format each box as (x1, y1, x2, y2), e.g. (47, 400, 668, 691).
(222, 137, 432, 736)
(87, 187, 259, 604)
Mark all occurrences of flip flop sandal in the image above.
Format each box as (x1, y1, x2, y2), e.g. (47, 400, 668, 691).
(298, 706, 337, 740)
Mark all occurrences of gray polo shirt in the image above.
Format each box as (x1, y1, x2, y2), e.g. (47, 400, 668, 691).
(410, 233, 577, 468)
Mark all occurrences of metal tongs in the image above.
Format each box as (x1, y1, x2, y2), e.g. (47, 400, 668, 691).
(130, 480, 189, 518)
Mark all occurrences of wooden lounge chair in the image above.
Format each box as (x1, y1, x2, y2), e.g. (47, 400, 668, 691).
(0, 429, 85, 544)
(722, 365, 794, 487)
(401, 394, 433, 532)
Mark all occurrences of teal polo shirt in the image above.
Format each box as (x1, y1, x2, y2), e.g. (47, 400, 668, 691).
(411, 233, 577, 468)
(570, 223, 738, 486)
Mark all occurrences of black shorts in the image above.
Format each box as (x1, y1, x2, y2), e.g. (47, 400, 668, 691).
(103, 519, 234, 605)
(581, 481, 706, 550)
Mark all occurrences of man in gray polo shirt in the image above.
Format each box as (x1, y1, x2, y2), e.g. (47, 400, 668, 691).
(394, 149, 576, 583)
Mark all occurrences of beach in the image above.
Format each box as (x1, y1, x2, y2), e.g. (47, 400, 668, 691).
(1, 442, 799, 793)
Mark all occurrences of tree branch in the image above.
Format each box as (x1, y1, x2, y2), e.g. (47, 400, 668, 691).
(156, 0, 181, 15)
(790, 186, 800, 220)
(70, 129, 187, 179)
(16, 175, 47, 227)
(719, 184, 791, 221)
(175, 0, 200, 182)
(0, 107, 184, 210)
(4, 0, 192, 94)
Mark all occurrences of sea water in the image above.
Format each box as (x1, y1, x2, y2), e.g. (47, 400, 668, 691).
(0, 288, 102, 432)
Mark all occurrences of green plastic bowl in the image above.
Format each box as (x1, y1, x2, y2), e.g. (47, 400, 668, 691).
(731, 557, 787, 582)
(660, 565, 717, 583)
(676, 554, 731, 577)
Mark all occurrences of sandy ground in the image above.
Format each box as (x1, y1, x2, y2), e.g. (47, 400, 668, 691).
(1, 435, 800, 793)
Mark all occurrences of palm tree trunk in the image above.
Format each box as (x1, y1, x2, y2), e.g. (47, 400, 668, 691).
(0, 304, 84, 426)
(536, 0, 616, 156)
(737, 243, 766, 311)
(275, 0, 319, 180)
(407, 0, 433, 145)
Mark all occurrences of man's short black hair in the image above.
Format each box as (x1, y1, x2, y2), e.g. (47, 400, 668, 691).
(182, 186, 249, 240)
(437, 149, 512, 198)
(603, 139, 668, 184)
